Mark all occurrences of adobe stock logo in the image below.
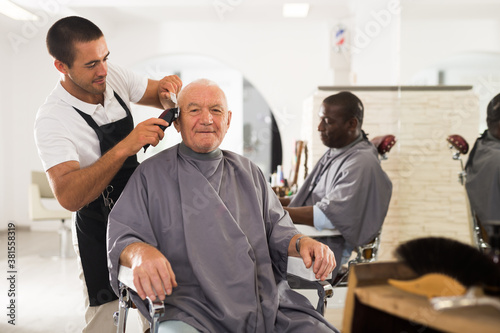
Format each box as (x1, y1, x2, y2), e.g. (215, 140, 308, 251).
(7, 0, 73, 54)
(342, 0, 402, 57)
(213, 0, 243, 20)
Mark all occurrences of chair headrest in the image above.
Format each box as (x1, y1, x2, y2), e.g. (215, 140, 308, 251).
(370, 134, 396, 155)
(31, 171, 54, 198)
(447, 135, 469, 154)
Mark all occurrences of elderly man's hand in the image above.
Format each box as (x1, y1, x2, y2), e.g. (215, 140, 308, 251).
(120, 242, 177, 301)
(299, 237, 336, 281)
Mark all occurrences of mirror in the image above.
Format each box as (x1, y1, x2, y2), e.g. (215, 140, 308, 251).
(411, 51, 500, 132)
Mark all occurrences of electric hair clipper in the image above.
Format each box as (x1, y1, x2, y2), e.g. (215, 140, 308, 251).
(143, 107, 179, 152)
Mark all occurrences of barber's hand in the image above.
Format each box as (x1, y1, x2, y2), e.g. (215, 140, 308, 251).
(125, 243, 177, 301)
(158, 75, 182, 109)
(299, 237, 336, 281)
(116, 118, 170, 156)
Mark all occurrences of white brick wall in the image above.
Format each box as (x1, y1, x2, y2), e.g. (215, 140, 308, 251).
(301, 87, 479, 260)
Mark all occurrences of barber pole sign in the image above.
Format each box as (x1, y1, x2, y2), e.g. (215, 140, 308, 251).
(334, 25, 346, 53)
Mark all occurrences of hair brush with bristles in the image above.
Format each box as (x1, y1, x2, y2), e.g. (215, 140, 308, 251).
(394, 237, 500, 295)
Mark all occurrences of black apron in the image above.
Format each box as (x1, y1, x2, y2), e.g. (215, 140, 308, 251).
(74, 92, 139, 306)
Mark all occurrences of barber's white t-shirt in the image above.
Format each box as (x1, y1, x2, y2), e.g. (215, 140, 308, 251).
(34, 62, 148, 171)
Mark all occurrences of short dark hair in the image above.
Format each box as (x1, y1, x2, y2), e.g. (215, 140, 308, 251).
(323, 91, 364, 127)
(487, 93, 500, 131)
(46, 16, 103, 67)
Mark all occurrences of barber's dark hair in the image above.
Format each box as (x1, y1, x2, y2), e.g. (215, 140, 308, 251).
(323, 91, 364, 127)
(487, 93, 500, 131)
(46, 16, 103, 67)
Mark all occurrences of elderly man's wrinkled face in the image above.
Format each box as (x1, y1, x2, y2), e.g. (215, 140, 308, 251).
(318, 103, 354, 149)
(174, 83, 232, 153)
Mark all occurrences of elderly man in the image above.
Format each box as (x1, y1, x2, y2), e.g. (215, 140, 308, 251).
(466, 93, 500, 231)
(280, 91, 392, 278)
(107, 79, 338, 332)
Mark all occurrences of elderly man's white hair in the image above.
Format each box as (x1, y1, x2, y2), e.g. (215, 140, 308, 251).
(177, 78, 228, 109)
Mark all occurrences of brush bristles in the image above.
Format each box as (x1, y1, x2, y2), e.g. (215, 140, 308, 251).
(395, 237, 500, 292)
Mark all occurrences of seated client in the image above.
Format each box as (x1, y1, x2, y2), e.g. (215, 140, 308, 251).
(280, 92, 393, 278)
(107, 79, 339, 332)
(465, 92, 500, 231)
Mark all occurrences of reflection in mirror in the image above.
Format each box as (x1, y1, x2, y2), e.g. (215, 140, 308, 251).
(131, 54, 282, 178)
(410, 51, 500, 132)
(243, 79, 283, 179)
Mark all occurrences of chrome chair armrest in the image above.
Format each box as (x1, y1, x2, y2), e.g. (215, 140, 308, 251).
(287, 256, 333, 315)
(115, 265, 165, 333)
(294, 225, 340, 237)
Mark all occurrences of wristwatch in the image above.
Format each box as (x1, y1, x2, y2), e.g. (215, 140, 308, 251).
(295, 236, 306, 254)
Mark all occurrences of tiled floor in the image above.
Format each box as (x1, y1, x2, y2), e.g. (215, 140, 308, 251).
(0, 230, 345, 332)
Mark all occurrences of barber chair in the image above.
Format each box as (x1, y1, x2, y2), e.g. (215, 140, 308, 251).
(331, 231, 382, 288)
(447, 134, 489, 252)
(370, 134, 396, 161)
(28, 170, 73, 258)
(115, 258, 332, 332)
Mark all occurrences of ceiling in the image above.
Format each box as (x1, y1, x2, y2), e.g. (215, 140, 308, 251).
(6, 0, 349, 25)
(2, 0, 500, 43)
(4, 0, 500, 28)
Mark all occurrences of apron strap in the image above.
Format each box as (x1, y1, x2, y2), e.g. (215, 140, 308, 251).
(72, 91, 132, 134)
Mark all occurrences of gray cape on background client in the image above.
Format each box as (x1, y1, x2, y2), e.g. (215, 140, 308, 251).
(466, 130, 500, 226)
(289, 139, 392, 247)
(107, 143, 338, 332)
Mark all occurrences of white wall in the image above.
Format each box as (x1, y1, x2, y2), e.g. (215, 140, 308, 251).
(1, 20, 60, 230)
(0, 36, 12, 225)
(400, 19, 500, 84)
(349, 0, 402, 85)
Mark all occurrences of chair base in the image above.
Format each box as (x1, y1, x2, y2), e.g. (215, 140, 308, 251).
(58, 221, 74, 258)
(39, 220, 74, 259)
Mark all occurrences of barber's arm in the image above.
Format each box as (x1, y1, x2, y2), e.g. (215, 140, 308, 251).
(47, 118, 170, 211)
(137, 75, 182, 109)
(119, 242, 177, 301)
(288, 234, 336, 281)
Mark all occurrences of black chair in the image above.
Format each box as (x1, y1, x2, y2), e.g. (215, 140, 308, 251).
(447, 134, 489, 252)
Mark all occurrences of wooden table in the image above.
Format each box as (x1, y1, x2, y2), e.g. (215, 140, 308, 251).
(343, 261, 500, 333)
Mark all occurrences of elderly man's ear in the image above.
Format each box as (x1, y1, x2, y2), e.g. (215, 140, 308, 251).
(173, 118, 180, 133)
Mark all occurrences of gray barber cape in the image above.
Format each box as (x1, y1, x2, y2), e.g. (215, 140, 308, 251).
(107, 142, 338, 333)
(289, 139, 392, 247)
(465, 131, 500, 226)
